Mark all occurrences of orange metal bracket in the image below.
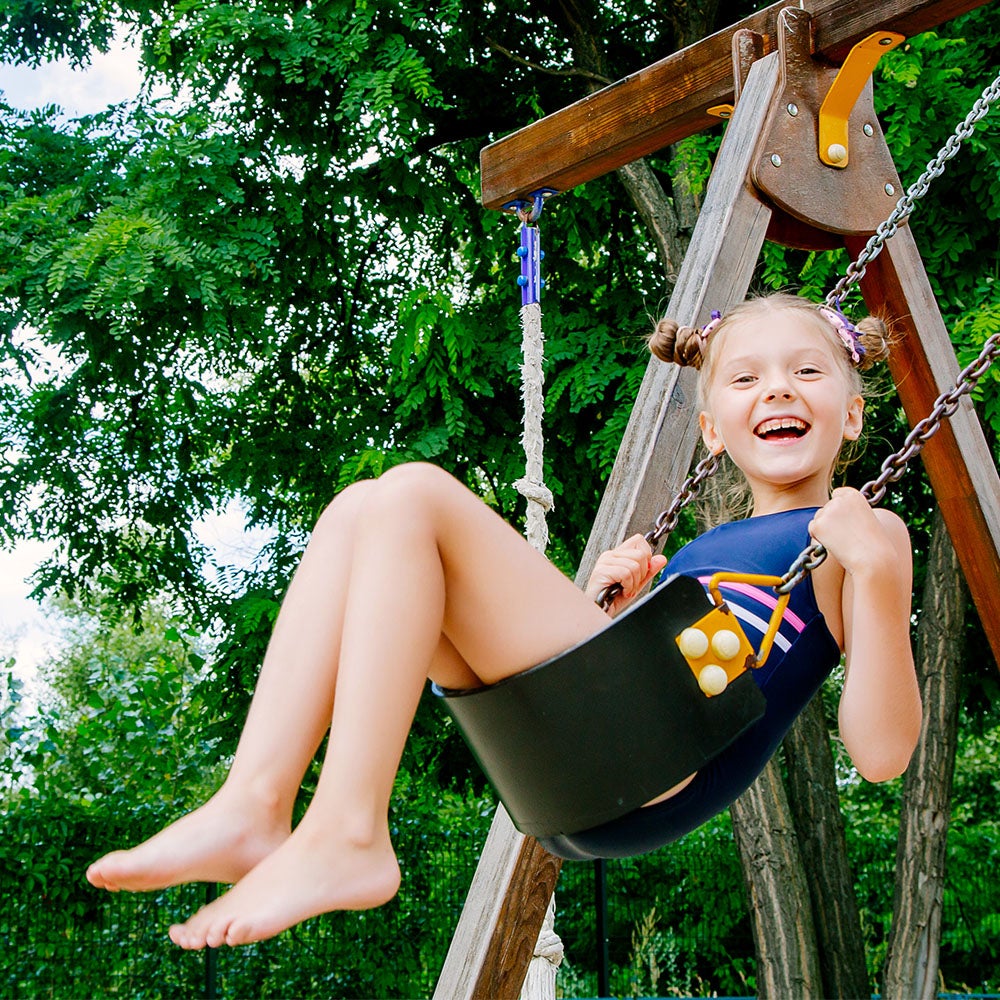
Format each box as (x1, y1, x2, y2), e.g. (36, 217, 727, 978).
(708, 572, 790, 667)
(818, 30, 905, 167)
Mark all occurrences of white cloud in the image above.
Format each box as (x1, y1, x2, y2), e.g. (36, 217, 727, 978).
(0, 31, 147, 117)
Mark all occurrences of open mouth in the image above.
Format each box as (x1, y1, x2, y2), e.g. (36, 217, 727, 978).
(754, 416, 810, 441)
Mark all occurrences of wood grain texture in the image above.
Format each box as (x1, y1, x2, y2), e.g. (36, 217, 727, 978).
(750, 8, 904, 236)
(882, 512, 965, 999)
(480, 0, 994, 209)
(730, 756, 823, 998)
(850, 228, 1000, 667)
(784, 698, 869, 998)
(432, 808, 561, 1000)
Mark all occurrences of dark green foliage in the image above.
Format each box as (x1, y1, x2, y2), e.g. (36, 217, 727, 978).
(0, 790, 495, 999)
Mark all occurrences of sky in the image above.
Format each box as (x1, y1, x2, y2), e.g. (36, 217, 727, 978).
(0, 32, 147, 116)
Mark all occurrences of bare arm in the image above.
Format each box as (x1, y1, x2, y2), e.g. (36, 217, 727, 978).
(810, 491, 922, 781)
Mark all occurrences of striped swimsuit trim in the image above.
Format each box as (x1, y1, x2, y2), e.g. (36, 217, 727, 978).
(696, 576, 807, 655)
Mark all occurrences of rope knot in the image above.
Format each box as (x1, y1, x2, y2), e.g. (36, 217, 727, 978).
(514, 478, 554, 512)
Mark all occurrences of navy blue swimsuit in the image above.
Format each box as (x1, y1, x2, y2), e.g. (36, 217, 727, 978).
(540, 508, 841, 860)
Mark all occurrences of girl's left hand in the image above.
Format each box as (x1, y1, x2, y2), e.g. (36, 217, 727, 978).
(808, 487, 895, 576)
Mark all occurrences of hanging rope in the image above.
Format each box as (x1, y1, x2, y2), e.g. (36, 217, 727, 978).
(512, 194, 554, 554)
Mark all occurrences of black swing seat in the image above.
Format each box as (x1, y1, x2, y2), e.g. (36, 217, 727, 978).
(438, 573, 767, 840)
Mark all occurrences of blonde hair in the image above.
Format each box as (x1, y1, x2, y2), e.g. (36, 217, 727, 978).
(648, 292, 893, 524)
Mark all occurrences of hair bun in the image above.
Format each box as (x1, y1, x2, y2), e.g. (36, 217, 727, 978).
(649, 318, 705, 368)
(855, 315, 891, 371)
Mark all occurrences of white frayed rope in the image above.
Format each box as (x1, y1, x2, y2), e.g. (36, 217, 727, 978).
(514, 299, 553, 554)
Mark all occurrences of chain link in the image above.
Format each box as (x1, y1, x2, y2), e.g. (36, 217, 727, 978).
(826, 67, 1000, 308)
(597, 453, 721, 609)
(644, 453, 721, 548)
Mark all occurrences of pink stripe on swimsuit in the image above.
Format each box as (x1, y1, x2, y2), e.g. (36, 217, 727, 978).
(697, 577, 808, 633)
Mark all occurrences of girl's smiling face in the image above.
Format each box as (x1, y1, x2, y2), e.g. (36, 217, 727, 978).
(698, 308, 864, 514)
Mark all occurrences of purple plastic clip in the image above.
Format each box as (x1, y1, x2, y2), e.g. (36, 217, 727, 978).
(517, 224, 542, 306)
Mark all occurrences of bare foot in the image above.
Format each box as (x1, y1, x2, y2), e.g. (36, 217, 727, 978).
(167, 820, 401, 949)
(86, 790, 291, 893)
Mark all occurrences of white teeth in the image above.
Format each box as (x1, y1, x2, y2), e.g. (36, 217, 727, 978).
(755, 417, 808, 436)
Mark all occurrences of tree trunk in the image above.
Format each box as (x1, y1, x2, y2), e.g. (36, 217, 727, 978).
(784, 696, 870, 998)
(882, 510, 965, 998)
(616, 158, 690, 283)
(730, 755, 824, 998)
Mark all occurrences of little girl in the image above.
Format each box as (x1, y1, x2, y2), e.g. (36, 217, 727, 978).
(86, 292, 922, 950)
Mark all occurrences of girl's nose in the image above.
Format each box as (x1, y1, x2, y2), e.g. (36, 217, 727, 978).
(764, 387, 795, 402)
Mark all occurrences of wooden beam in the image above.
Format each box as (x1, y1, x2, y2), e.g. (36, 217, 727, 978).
(578, 54, 780, 572)
(480, 0, 994, 210)
(851, 228, 1000, 666)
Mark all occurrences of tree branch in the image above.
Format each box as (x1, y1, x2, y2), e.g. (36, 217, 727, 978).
(485, 36, 612, 85)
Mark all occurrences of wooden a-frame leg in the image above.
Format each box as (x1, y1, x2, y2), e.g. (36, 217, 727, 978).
(852, 228, 1000, 665)
(432, 53, 782, 1000)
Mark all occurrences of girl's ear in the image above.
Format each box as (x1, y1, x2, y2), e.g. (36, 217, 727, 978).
(843, 393, 864, 442)
(699, 410, 726, 455)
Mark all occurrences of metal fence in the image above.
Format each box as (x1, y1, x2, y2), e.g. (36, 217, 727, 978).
(3, 811, 998, 999)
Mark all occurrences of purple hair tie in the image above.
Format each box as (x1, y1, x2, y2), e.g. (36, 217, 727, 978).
(699, 309, 723, 344)
(818, 302, 866, 365)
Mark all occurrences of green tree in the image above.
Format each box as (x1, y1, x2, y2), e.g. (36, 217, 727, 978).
(1, 596, 220, 812)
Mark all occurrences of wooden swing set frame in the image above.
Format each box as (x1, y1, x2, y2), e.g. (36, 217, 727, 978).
(434, 1, 1000, 996)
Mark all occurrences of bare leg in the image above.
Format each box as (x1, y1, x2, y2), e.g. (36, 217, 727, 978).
(168, 463, 609, 949)
(87, 481, 380, 892)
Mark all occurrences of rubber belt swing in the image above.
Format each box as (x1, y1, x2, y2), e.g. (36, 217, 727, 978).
(439, 573, 770, 839)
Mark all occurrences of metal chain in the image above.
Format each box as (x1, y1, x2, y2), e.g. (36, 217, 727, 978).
(826, 66, 1000, 308)
(644, 453, 721, 548)
(597, 452, 720, 609)
(776, 331, 1000, 594)
(618, 67, 1000, 605)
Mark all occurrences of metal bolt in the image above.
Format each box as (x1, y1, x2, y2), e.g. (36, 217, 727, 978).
(879, 36, 894, 45)
(863, 123, 874, 137)
(885, 183, 896, 196)
(787, 103, 799, 117)
(827, 143, 847, 163)
(771, 153, 782, 167)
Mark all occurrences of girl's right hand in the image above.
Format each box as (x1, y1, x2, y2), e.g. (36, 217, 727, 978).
(585, 534, 668, 613)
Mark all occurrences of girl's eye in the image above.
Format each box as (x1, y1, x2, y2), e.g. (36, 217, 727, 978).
(732, 374, 757, 384)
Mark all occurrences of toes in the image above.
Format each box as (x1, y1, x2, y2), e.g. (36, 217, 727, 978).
(86, 864, 116, 891)
(169, 924, 193, 949)
(224, 917, 259, 948)
(170, 917, 206, 950)
(205, 919, 232, 950)
(170, 903, 235, 951)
